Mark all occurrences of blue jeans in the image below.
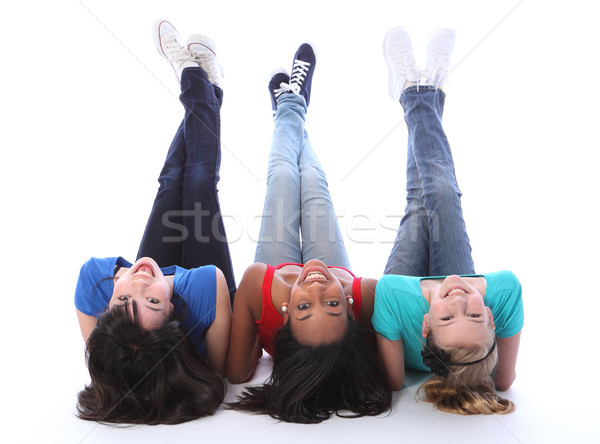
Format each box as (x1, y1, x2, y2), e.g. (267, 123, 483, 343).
(136, 67, 236, 302)
(384, 86, 475, 277)
(254, 94, 351, 269)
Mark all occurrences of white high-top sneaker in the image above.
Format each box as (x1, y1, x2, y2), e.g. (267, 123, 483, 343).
(424, 28, 456, 89)
(383, 27, 420, 101)
(152, 19, 198, 81)
(187, 35, 224, 87)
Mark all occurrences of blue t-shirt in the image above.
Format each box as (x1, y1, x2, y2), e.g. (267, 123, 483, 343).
(372, 270, 524, 372)
(74, 257, 217, 356)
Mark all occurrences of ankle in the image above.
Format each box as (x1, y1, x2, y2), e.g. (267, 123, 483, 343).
(180, 60, 199, 70)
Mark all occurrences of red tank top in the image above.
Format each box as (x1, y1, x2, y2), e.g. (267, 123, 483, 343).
(255, 263, 363, 356)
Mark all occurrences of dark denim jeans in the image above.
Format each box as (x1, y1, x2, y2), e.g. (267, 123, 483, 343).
(384, 86, 475, 277)
(137, 67, 236, 302)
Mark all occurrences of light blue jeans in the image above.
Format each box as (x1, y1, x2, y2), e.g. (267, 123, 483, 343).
(254, 94, 351, 269)
(384, 86, 475, 276)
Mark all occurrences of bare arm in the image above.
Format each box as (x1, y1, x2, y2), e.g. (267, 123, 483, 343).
(494, 331, 521, 391)
(76, 309, 97, 343)
(204, 268, 232, 377)
(226, 263, 266, 384)
(376, 333, 406, 391)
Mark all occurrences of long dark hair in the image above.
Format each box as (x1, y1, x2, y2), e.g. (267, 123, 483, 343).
(227, 319, 392, 423)
(77, 301, 225, 425)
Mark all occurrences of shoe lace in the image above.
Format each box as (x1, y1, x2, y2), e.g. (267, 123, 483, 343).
(193, 52, 223, 83)
(389, 52, 421, 90)
(163, 36, 191, 65)
(273, 83, 290, 98)
(424, 54, 451, 87)
(391, 52, 418, 71)
(287, 59, 311, 94)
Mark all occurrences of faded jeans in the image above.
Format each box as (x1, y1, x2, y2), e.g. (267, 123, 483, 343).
(384, 86, 475, 276)
(254, 94, 351, 269)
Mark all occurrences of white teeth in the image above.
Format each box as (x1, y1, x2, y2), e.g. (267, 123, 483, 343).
(305, 271, 326, 282)
(447, 288, 466, 296)
(135, 271, 153, 277)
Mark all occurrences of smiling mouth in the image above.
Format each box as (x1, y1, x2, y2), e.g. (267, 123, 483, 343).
(444, 287, 468, 297)
(301, 266, 329, 283)
(133, 262, 155, 277)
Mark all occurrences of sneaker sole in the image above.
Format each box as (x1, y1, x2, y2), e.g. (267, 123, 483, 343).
(383, 26, 409, 101)
(187, 34, 224, 80)
(425, 28, 456, 87)
(152, 19, 178, 59)
(187, 34, 217, 55)
(426, 28, 456, 55)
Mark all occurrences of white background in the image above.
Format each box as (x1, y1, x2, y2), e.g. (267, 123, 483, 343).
(1, 1, 598, 443)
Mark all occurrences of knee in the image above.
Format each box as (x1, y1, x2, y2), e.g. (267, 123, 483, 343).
(267, 164, 299, 186)
(158, 165, 184, 189)
(424, 171, 461, 200)
(185, 169, 218, 192)
(300, 164, 328, 189)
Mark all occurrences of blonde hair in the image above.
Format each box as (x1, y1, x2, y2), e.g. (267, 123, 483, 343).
(417, 328, 514, 415)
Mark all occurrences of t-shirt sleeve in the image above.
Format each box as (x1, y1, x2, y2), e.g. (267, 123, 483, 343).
(372, 275, 431, 372)
(373, 275, 415, 341)
(74, 257, 119, 318)
(173, 265, 217, 356)
(484, 270, 524, 338)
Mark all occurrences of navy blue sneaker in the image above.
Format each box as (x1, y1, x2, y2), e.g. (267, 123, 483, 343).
(268, 71, 291, 118)
(289, 43, 316, 106)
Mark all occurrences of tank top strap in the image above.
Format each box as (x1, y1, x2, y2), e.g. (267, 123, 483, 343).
(351, 276, 362, 321)
(257, 264, 277, 324)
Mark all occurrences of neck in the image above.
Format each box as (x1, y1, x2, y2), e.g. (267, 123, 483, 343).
(165, 275, 175, 300)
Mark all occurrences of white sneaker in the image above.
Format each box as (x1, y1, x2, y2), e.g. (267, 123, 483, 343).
(187, 35, 224, 87)
(424, 28, 456, 88)
(383, 26, 420, 101)
(153, 19, 198, 81)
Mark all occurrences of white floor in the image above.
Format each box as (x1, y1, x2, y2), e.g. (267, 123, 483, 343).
(2, 1, 598, 443)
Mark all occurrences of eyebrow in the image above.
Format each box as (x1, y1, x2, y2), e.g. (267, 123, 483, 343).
(438, 319, 485, 327)
(117, 299, 162, 312)
(296, 312, 343, 321)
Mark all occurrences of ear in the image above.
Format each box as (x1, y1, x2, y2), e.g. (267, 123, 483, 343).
(282, 302, 290, 324)
(486, 306, 495, 330)
(422, 313, 430, 338)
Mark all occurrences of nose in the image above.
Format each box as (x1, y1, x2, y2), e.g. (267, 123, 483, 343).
(131, 277, 150, 294)
(307, 280, 326, 291)
(305, 281, 328, 299)
(449, 294, 467, 305)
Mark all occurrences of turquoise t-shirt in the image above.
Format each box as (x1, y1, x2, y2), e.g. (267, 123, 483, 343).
(372, 270, 524, 372)
(74, 257, 217, 356)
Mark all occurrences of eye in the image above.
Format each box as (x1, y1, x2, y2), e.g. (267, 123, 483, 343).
(326, 301, 339, 307)
(468, 314, 481, 318)
(118, 295, 130, 302)
(147, 298, 160, 304)
(441, 315, 453, 321)
(297, 303, 310, 310)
